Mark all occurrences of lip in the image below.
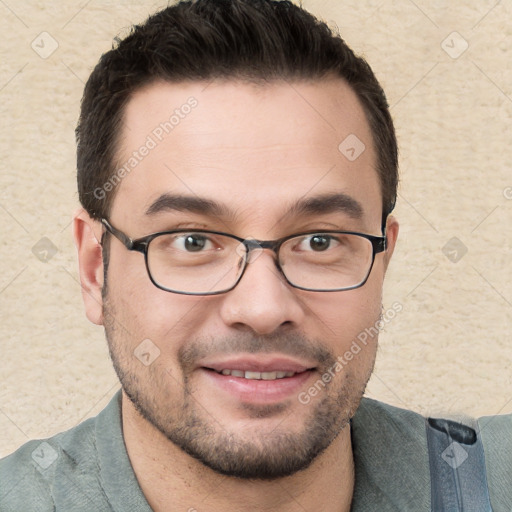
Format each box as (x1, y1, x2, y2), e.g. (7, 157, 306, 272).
(200, 368, 314, 403)
(198, 355, 317, 404)
(199, 355, 315, 374)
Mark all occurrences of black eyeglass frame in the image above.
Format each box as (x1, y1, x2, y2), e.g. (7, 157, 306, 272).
(101, 218, 387, 295)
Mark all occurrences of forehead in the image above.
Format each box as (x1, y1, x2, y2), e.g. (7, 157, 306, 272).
(112, 78, 382, 232)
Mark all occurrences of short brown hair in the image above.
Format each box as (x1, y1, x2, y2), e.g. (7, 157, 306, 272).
(76, 0, 398, 222)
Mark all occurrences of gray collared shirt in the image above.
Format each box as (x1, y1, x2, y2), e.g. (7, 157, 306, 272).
(1, 390, 507, 511)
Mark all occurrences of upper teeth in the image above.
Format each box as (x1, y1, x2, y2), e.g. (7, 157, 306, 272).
(219, 370, 296, 380)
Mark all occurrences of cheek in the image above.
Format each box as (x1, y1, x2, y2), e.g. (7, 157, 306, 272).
(299, 291, 380, 409)
(107, 255, 215, 352)
(310, 287, 381, 332)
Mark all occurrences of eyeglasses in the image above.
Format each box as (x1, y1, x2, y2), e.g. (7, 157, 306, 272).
(101, 219, 387, 295)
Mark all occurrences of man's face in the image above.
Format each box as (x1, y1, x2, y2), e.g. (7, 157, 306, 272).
(95, 78, 397, 479)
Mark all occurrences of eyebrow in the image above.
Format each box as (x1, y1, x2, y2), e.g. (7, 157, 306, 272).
(286, 192, 364, 220)
(145, 192, 363, 221)
(145, 194, 232, 218)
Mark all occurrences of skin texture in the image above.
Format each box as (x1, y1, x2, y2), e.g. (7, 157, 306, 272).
(73, 77, 399, 512)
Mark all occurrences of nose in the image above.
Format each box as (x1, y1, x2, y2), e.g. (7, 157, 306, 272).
(218, 249, 305, 335)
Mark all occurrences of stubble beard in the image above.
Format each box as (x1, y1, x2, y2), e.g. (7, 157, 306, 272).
(102, 295, 376, 480)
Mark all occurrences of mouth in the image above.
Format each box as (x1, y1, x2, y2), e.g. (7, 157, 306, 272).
(201, 357, 315, 379)
(198, 356, 317, 404)
(212, 369, 298, 380)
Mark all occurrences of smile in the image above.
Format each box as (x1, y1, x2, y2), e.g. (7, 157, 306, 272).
(215, 369, 297, 380)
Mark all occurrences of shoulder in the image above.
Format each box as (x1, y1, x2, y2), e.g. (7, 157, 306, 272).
(0, 416, 98, 511)
(478, 412, 512, 510)
(353, 396, 428, 439)
(0, 392, 123, 512)
(350, 398, 431, 511)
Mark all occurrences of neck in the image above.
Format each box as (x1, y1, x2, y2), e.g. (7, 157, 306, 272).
(122, 393, 355, 512)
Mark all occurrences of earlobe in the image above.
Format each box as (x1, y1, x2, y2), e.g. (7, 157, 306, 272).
(72, 208, 105, 325)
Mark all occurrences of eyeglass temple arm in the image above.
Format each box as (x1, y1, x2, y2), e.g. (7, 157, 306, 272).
(101, 219, 134, 249)
(381, 216, 388, 251)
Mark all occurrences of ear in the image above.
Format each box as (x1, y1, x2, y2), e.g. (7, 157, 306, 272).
(72, 208, 105, 325)
(382, 214, 399, 273)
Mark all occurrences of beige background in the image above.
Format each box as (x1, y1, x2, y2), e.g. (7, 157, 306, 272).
(1, 0, 511, 457)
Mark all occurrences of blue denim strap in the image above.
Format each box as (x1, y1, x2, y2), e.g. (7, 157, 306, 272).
(426, 417, 493, 511)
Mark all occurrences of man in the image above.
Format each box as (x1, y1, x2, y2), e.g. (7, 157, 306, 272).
(0, 1, 508, 510)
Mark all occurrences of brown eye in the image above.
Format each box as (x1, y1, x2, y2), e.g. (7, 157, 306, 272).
(183, 234, 208, 252)
(309, 235, 331, 251)
(294, 234, 338, 253)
